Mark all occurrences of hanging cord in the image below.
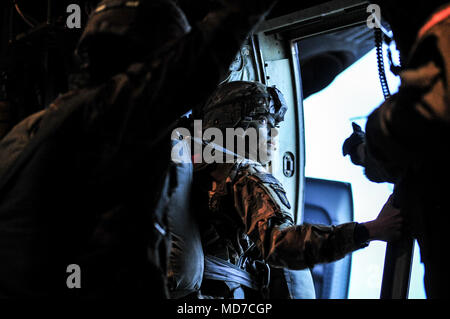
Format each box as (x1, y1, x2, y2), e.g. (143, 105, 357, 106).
(13, 0, 38, 28)
(374, 28, 391, 99)
(385, 36, 403, 76)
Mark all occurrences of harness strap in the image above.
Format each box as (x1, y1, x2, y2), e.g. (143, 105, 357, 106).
(203, 255, 259, 290)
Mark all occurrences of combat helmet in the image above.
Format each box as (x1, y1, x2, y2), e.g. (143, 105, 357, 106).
(77, 0, 191, 82)
(199, 81, 288, 130)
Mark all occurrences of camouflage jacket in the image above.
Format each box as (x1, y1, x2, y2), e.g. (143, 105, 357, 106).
(195, 158, 366, 270)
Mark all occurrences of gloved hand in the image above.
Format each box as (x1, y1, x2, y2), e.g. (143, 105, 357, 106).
(342, 122, 366, 166)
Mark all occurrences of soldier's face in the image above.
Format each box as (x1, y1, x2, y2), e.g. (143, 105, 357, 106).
(246, 115, 278, 165)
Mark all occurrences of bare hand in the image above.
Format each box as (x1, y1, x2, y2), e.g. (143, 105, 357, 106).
(362, 194, 403, 242)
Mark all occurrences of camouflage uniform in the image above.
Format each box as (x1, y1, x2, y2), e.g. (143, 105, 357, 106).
(0, 0, 277, 298)
(194, 81, 368, 298)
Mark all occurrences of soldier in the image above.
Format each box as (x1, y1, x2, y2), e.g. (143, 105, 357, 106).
(0, 0, 278, 298)
(343, 1, 450, 298)
(191, 81, 403, 299)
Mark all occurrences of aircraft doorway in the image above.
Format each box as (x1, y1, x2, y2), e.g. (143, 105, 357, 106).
(301, 47, 426, 299)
